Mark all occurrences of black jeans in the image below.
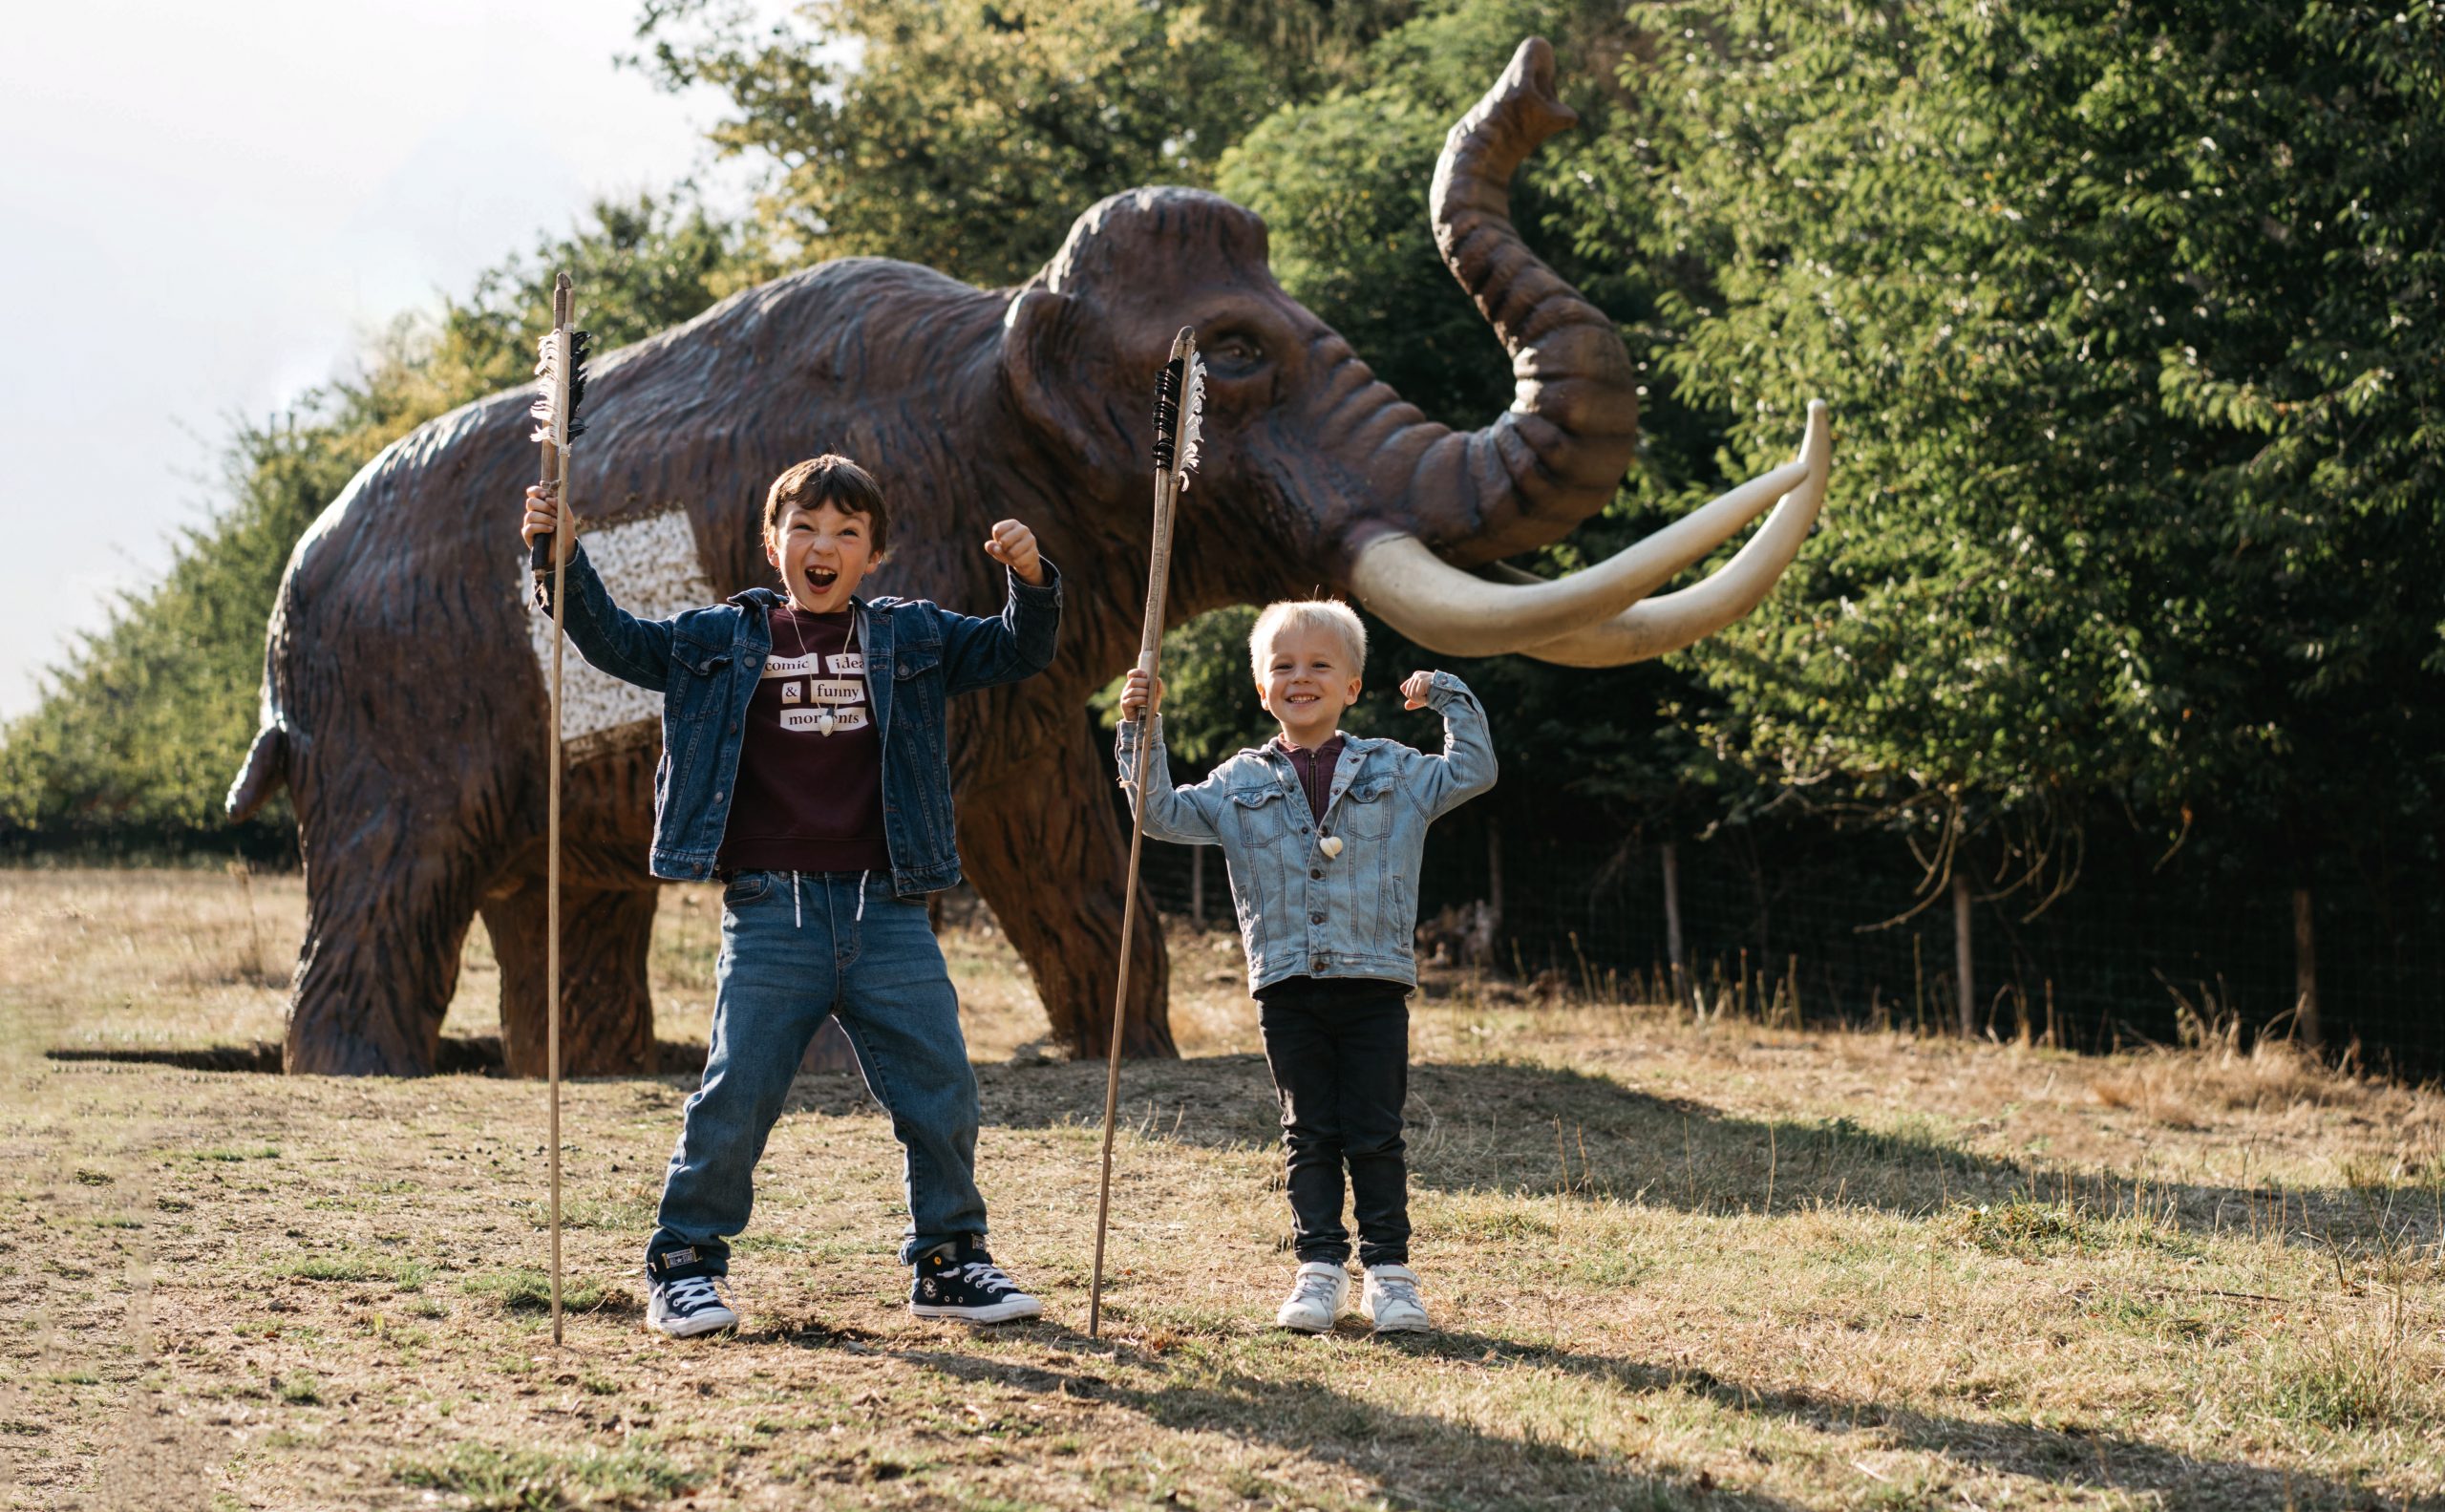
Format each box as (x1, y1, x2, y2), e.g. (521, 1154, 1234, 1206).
(1256, 976, 1411, 1267)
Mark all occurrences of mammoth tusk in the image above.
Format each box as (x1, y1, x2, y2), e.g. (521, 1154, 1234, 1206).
(1346, 407, 1822, 660)
(1500, 400, 1833, 667)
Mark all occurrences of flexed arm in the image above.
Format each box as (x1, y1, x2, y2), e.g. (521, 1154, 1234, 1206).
(1396, 669, 1499, 820)
(941, 519, 1064, 693)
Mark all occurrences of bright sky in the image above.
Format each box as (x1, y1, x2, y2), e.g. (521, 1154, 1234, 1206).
(0, 0, 755, 720)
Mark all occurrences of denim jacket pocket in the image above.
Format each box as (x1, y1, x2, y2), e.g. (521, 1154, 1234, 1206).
(1226, 785, 1299, 846)
(1331, 775, 1399, 841)
(892, 629, 943, 680)
(672, 630, 733, 677)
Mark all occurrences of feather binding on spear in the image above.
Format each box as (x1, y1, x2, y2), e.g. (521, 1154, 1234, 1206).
(1177, 353, 1206, 486)
(1146, 351, 1206, 481)
(526, 324, 591, 573)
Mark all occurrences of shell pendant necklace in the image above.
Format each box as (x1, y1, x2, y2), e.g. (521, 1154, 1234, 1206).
(781, 596, 858, 737)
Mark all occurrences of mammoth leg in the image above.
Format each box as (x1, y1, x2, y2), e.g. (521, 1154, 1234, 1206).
(483, 874, 659, 1077)
(286, 841, 480, 1075)
(959, 721, 1178, 1060)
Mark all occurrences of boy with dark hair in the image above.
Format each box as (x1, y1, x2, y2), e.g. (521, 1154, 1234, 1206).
(1115, 598, 1496, 1334)
(522, 453, 1059, 1337)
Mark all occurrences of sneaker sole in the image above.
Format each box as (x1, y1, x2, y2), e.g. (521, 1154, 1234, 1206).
(1275, 1316, 1338, 1333)
(648, 1310, 739, 1339)
(1367, 1317, 1431, 1334)
(909, 1299, 1042, 1324)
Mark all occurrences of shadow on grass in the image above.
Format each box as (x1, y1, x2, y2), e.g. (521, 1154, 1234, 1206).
(970, 1054, 2432, 1246)
(1390, 1329, 2413, 1512)
(45, 1035, 708, 1076)
(788, 1326, 2406, 1512)
(870, 1335, 1797, 1511)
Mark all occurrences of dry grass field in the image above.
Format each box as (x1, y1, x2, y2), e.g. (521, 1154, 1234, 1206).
(2, 866, 2440, 1510)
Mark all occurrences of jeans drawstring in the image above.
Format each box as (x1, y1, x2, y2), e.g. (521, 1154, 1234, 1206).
(855, 869, 869, 923)
(793, 871, 803, 929)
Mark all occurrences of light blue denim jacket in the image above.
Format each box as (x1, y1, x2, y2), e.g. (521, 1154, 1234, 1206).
(1116, 671, 1497, 993)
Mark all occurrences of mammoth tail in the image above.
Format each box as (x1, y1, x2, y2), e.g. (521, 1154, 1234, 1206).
(226, 724, 287, 822)
(227, 571, 296, 823)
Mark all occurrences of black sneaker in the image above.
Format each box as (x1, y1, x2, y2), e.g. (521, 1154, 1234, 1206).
(909, 1241, 1043, 1323)
(646, 1270, 739, 1338)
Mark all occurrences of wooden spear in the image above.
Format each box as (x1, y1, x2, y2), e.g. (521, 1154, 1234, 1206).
(528, 272, 588, 1347)
(1089, 327, 1202, 1339)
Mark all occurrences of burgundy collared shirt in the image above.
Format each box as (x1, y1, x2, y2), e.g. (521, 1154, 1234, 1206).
(1276, 733, 1345, 825)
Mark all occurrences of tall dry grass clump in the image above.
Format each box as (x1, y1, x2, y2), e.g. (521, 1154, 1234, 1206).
(2088, 991, 2384, 1128)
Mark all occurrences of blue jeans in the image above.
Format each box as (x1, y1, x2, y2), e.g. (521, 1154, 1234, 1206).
(646, 870, 988, 1277)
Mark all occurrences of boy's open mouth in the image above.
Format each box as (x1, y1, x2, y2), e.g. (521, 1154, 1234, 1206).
(805, 565, 840, 592)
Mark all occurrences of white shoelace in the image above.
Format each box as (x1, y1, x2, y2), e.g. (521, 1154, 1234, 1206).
(954, 1259, 1014, 1292)
(1293, 1272, 1342, 1308)
(1372, 1275, 1421, 1309)
(666, 1275, 727, 1314)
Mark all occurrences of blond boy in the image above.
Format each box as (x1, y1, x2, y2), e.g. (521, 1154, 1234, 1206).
(1116, 601, 1495, 1332)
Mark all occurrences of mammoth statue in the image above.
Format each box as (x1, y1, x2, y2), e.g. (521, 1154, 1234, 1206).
(226, 38, 1828, 1075)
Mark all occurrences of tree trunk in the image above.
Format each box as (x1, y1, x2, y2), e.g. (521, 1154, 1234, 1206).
(1661, 841, 1689, 1012)
(1952, 870, 1975, 1037)
(1484, 816, 1505, 942)
(2292, 884, 2322, 1049)
(1190, 844, 1205, 929)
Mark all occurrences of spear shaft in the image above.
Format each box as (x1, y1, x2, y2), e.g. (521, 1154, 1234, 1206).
(537, 273, 575, 1348)
(1088, 327, 1197, 1339)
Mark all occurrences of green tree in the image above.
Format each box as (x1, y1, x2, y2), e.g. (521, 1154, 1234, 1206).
(1582, 0, 2445, 904)
(0, 196, 758, 850)
(633, 0, 1416, 287)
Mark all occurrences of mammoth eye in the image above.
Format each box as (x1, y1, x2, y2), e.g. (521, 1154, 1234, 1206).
(1204, 331, 1267, 375)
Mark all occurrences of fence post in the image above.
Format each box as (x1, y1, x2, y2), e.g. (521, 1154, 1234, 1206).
(1486, 816, 1505, 942)
(1662, 841, 1688, 1012)
(1952, 870, 1975, 1037)
(2292, 885, 2322, 1049)
(1189, 845, 1205, 929)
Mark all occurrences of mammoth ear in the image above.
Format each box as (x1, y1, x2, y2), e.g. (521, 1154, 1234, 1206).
(999, 287, 1124, 476)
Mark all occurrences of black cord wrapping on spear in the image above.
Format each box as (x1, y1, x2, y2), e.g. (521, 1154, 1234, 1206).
(526, 328, 591, 574)
(1149, 355, 1184, 472)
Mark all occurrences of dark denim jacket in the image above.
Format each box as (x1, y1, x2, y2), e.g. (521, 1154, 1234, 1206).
(541, 544, 1062, 890)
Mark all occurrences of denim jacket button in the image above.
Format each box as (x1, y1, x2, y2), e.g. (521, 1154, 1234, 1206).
(1309, 868, 1323, 881)
(1308, 911, 1325, 925)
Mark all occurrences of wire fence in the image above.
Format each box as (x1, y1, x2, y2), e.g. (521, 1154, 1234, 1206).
(1128, 806, 2445, 1077)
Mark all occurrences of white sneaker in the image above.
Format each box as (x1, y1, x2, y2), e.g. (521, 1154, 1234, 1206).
(1361, 1265, 1430, 1334)
(1274, 1261, 1350, 1333)
(647, 1272, 739, 1338)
